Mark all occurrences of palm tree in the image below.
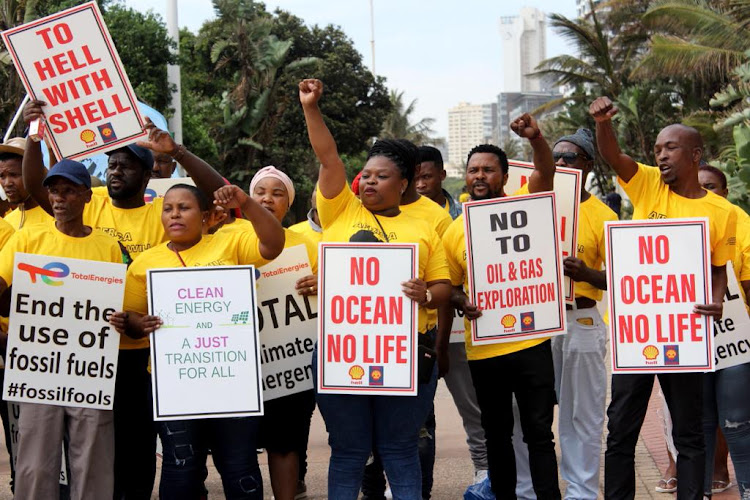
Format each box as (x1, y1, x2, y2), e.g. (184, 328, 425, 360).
(380, 90, 441, 146)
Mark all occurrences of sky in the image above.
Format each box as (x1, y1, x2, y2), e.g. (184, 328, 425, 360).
(124, 0, 579, 139)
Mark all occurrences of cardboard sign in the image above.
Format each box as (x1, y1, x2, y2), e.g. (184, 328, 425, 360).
(606, 219, 713, 373)
(3, 253, 125, 409)
(318, 243, 418, 395)
(148, 266, 263, 420)
(256, 245, 317, 401)
(714, 261, 750, 370)
(464, 193, 566, 344)
(505, 160, 582, 303)
(1, 1, 146, 160)
(144, 177, 196, 203)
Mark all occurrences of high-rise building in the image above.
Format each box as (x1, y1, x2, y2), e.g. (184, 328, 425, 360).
(497, 90, 561, 147)
(499, 7, 546, 93)
(577, 0, 604, 18)
(447, 102, 498, 166)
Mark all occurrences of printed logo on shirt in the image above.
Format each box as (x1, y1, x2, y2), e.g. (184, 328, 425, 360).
(664, 345, 679, 365)
(647, 211, 667, 220)
(348, 365, 365, 385)
(17, 261, 70, 286)
(369, 366, 384, 386)
(643, 345, 659, 365)
(577, 244, 585, 254)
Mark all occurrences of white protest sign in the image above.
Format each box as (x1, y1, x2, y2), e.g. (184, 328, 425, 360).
(148, 266, 263, 420)
(505, 160, 582, 303)
(605, 219, 713, 373)
(1, 1, 146, 160)
(144, 177, 196, 202)
(464, 193, 566, 344)
(256, 245, 317, 401)
(7, 403, 68, 485)
(3, 253, 124, 409)
(449, 309, 466, 344)
(714, 261, 750, 370)
(318, 243, 418, 395)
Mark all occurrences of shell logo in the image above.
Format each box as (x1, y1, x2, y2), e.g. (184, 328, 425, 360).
(80, 129, 96, 144)
(501, 314, 516, 328)
(665, 348, 677, 360)
(371, 369, 382, 381)
(348, 365, 364, 383)
(522, 315, 533, 326)
(100, 126, 113, 138)
(643, 345, 659, 361)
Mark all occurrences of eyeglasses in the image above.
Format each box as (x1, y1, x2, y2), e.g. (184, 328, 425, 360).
(553, 152, 589, 164)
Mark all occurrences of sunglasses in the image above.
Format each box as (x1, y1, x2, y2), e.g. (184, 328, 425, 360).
(553, 152, 589, 164)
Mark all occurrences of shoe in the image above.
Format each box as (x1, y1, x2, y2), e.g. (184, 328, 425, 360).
(655, 477, 677, 493)
(473, 470, 488, 484)
(295, 480, 308, 500)
(385, 487, 393, 499)
(712, 480, 733, 493)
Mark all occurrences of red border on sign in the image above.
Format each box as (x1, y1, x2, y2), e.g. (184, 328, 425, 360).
(605, 218, 713, 373)
(317, 243, 418, 394)
(508, 160, 582, 302)
(463, 191, 566, 343)
(1, 1, 146, 160)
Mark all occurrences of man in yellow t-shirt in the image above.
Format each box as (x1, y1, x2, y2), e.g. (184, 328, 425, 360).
(20, 99, 231, 500)
(288, 188, 323, 245)
(443, 113, 560, 497)
(0, 159, 122, 499)
(0, 137, 52, 230)
(590, 97, 737, 499)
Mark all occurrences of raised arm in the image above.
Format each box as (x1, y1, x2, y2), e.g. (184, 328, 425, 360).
(510, 113, 554, 193)
(21, 100, 52, 214)
(135, 118, 225, 197)
(589, 97, 638, 182)
(298, 79, 347, 199)
(213, 185, 285, 260)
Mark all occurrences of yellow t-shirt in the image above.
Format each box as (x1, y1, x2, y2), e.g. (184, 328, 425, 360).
(620, 164, 736, 266)
(214, 217, 254, 235)
(279, 229, 318, 273)
(0, 220, 122, 286)
(401, 195, 453, 238)
(0, 218, 15, 250)
(574, 195, 618, 301)
(288, 220, 323, 245)
(731, 205, 750, 283)
(123, 230, 269, 349)
(4, 205, 53, 230)
(84, 186, 167, 260)
(317, 186, 450, 333)
(443, 214, 547, 361)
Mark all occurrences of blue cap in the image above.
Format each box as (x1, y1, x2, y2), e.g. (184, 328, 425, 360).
(106, 144, 154, 171)
(43, 159, 92, 189)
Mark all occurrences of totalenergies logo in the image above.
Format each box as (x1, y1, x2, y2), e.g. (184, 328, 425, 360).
(643, 345, 659, 365)
(17, 261, 70, 286)
(348, 365, 364, 385)
(143, 188, 158, 203)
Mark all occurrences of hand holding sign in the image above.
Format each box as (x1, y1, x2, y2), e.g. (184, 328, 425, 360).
(693, 302, 722, 319)
(23, 99, 46, 124)
(401, 278, 428, 305)
(135, 117, 177, 155)
(295, 274, 318, 296)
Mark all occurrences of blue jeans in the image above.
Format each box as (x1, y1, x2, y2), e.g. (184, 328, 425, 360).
(313, 344, 438, 500)
(703, 362, 750, 496)
(158, 417, 262, 499)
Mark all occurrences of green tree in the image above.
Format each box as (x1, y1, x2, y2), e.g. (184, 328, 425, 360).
(380, 90, 439, 145)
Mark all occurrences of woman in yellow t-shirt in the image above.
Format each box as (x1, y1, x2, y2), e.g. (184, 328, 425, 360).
(299, 78, 451, 499)
(110, 183, 284, 499)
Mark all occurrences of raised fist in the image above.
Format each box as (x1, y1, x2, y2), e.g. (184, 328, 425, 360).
(510, 113, 540, 140)
(299, 79, 323, 107)
(589, 97, 618, 122)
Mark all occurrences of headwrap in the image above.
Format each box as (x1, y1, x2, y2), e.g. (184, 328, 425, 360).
(351, 170, 363, 195)
(250, 166, 295, 207)
(554, 128, 595, 160)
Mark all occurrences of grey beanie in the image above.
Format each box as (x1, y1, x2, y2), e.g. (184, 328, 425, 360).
(555, 128, 595, 160)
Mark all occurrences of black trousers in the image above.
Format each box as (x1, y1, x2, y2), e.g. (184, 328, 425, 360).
(113, 348, 157, 500)
(605, 372, 704, 500)
(469, 340, 560, 499)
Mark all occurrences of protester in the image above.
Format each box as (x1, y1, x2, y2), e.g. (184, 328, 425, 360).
(442, 114, 559, 497)
(22, 98, 228, 500)
(416, 145, 490, 485)
(248, 166, 318, 500)
(590, 96, 737, 500)
(0, 137, 52, 230)
(697, 165, 749, 496)
(110, 183, 284, 499)
(0, 159, 123, 499)
(152, 152, 177, 179)
(288, 188, 323, 245)
(299, 77, 451, 499)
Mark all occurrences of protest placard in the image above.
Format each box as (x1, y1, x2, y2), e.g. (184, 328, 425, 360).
(1, 1, 146, 160)
(505, 160, 582, 303)
(149, 266, 263, 420)
(713, 261, 750, 370)
(256, 245, 317, 401)
(318, 243, 418, 395)
(464, 192, 566, 344)
(450, 308, 466, 344)
(144, 177, 195, 203)
(605, 218, 713, 373)
(3, 253, 125, 409)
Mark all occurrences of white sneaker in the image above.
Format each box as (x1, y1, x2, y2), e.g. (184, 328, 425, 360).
(473, 469, 488, 484)
(385, 486, 393, 499)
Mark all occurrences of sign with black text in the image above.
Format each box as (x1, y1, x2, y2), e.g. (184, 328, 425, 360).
(605, 219, 713, 373)
(318, 243, 418, 395)
(3, 253, 124, 409)
(464, 193, 566, 344)
(714, 261, 750, 370)
(148, 266, 263, 419)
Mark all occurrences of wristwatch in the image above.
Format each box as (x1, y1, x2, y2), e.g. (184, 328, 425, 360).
(421, 289, 432, 306)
